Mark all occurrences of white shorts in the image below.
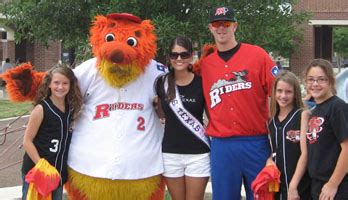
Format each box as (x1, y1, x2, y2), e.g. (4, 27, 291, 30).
(162, 153, 210, 178)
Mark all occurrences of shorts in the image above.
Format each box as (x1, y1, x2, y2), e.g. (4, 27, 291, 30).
(162, 153, 210, 178)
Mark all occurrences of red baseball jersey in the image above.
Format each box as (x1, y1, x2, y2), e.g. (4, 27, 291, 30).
(201, 43, 278, 137)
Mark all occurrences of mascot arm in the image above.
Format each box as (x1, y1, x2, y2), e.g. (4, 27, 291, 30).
(1, 63, 45, 102)
(193, 44, 216, 75)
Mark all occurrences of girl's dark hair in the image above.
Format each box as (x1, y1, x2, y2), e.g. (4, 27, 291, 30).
(165, 36, 193, 102)
(34, 64, 83, 119)
(304, 58, 336, 95)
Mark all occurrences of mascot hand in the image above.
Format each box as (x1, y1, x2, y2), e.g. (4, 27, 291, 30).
(10, 68, 33, 96)
(153, 96, 165, 124)
(1, 63, 45, 102)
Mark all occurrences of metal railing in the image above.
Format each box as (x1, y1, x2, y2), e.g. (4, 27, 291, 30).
(0, 110, 29, 171)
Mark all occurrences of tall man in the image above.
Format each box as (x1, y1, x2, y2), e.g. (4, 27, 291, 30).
(200, 6, 279, 200)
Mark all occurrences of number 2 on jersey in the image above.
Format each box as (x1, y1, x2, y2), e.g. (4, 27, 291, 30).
(137, 116, 145, 131)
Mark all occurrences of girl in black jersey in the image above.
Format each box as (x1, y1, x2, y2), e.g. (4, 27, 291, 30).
(154, 36, 210, 200)
(267, 71, 311, 200)
(304, 59, 348, 200)
(22, 65, 82, 200)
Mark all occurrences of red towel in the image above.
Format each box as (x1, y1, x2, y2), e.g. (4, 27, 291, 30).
(25, 158, 61, 199)
(251, 165, 281, 200)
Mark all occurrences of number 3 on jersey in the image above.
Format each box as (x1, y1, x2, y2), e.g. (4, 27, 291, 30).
(50, 139, 59, 152)
(137, 116, 145, 131)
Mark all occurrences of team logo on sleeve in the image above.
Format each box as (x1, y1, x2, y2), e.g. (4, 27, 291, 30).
(156, 63, 167, 72)
(306, 116, 324, 144)
(209, 70, 252, 108)
(271, 66, 280, 77)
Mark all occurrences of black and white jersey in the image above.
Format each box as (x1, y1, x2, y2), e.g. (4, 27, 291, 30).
(269, 107, 311, 199)
(22, 98, 72, 185)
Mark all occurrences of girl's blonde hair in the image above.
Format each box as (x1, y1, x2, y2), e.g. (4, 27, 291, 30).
(304, 58, 336, 95)
(33, 64, 83, 119)
(270, 70, 304, 118)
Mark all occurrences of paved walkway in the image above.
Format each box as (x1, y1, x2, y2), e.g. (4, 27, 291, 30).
(2, 184, 211, 200)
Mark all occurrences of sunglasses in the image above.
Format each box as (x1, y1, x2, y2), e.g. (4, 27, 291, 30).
(211, 21, 233, 28)
(169, 51, 191, 60)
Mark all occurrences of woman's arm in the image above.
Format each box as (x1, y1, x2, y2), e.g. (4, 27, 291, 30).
(288, 110, 310, 200)
(319, 139, 348, 200)
(22, 105, 44, 164)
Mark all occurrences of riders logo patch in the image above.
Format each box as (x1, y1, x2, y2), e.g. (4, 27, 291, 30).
(307, 116, 324, 144)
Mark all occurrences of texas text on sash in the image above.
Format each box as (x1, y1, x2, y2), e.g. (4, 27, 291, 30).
(164, 76, 211, 148)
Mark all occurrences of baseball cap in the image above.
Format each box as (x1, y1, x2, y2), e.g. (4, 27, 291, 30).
(209, 6, 237, 22)
(107, 13, 141, 24)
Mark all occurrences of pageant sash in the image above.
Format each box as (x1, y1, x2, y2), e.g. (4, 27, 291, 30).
(164, 76, 210, 148)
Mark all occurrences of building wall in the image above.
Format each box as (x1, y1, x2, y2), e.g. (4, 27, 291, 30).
(292, 0, 348, 75)
(0, 39, 15, 64)
(26, 41, 61, 71)
(11, 40, 61, 71)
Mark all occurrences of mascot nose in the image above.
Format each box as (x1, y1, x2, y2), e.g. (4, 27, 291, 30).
(109, 50, 124, 63)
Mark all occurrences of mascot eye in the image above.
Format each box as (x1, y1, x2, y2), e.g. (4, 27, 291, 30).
(127, 37, 138, 47)
(105, 34, 115, 42)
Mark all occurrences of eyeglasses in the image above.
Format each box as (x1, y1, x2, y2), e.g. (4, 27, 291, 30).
(211, 21, 233, 28)
(305, 77, 329, 84)
(169, 51, 191, 60)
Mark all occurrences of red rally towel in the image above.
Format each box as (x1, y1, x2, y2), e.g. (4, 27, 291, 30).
(251, 164, 281, 200)
(25, 158, 61, 200)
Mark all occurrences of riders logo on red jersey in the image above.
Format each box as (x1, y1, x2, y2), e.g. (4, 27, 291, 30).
(286, 130, 301, 142)
(209, 70, 252, 108)
(307, 116, 324, 144)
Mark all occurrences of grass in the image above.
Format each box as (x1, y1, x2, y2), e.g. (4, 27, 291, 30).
(0, 100, 32, 119)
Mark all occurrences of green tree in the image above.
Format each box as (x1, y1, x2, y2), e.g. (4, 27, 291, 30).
(333, 27, 348, 70)
(1, 0, 309, 65)
(334, 28, 348, 57)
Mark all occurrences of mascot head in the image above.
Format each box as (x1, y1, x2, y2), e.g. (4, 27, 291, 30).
(90, 13, 157, 87)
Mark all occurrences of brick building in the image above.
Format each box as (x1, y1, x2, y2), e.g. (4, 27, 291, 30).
(1, 14, 61, 72)
(292, 0, 348, 75)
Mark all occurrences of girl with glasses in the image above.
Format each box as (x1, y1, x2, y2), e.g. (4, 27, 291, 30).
(154, 36, 210, 200)
(304, 58, 348, 200)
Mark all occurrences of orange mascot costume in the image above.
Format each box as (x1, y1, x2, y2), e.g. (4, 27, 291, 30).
(2, 13, 166, 200)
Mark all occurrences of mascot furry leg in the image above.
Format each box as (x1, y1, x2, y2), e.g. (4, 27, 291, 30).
(66, 168, 165, 200)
